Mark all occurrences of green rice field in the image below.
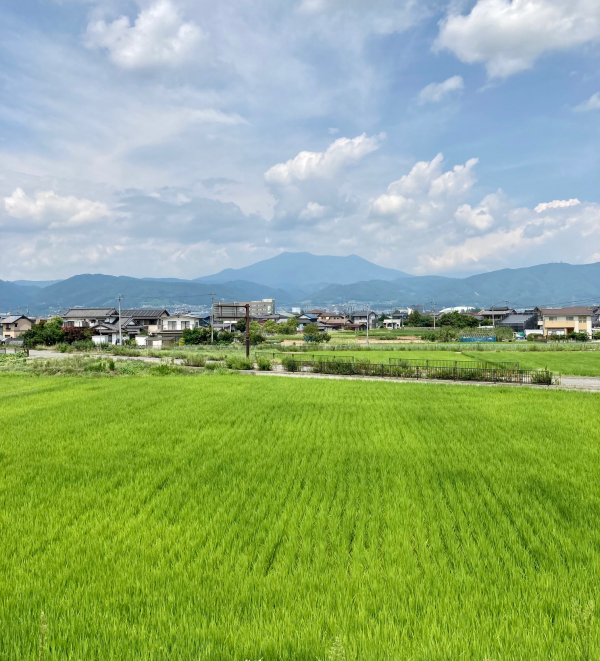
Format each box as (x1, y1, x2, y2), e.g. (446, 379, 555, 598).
(266, 348, 600, 376)
(1, 374, 599, 660)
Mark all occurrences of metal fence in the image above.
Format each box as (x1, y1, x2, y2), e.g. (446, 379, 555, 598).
(279, 356, 552, 385)
(387, 357, 519, 370)
(258, 352, 520, 371)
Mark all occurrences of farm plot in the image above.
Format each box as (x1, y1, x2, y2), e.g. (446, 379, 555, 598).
(1, 374, 599, 660)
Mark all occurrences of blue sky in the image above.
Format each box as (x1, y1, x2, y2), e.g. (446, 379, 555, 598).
(0, 0, 599, 279)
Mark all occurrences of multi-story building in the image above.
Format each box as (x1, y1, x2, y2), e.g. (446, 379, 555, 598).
(1, 315, 33, 339)
(535, 307, 599, 337)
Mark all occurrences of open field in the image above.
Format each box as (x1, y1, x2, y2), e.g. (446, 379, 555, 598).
(1, 374, 599, 660)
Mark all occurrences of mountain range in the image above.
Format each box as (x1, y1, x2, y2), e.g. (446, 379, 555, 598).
(1, 253, 599, 314)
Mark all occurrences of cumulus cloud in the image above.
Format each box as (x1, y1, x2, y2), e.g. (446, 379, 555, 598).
(435, 0, 600, 78)
(535, 198, 581, 213)
(574, 93, 600, 112)
(4, 188, 110, 228)
(86, 0, 203, 69)
(371, 153, 479, 216)
(299, 202, 327, 219)
(264, 133, 384, 185)
(418, 75, 464, 104)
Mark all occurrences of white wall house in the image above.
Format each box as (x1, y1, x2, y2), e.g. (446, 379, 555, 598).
(158, 315, 202, 331)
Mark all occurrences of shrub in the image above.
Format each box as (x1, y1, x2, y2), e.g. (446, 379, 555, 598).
(568, 331, 589, 342)
(257, 356, 273, 371)
(183, 355, 206, 367)
(204, 361, 224, 371)
(149, 363, 183, 376)
(225, 356, 254, 370)
(281, 355, 299, 372)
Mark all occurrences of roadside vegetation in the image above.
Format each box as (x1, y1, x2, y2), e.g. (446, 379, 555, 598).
(1, 375, 598, 659)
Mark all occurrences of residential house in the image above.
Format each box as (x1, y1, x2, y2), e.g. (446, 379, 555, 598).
(121, 309, 170, 333)
(382, 318, 403, 330)
(535, 307, 599, 337)
(350, 310, 378, 329)
(473, 307, 515, 324)
(296, 314, 318, 330)
(318, 320, 347, 332)
(62, 308, 118, 328)
(498, 313, 539, 334)
(1, 315, 33, 339)
(157, 313, 200, 332)
(318, 312, 349, 324)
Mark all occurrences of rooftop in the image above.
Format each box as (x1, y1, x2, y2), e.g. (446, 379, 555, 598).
(538, 306, 598, 315)
(121, 309, 169, 318)
(63, 308, 117, 318)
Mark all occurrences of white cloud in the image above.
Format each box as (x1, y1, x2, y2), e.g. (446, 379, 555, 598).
(299, 202, 327, 219)
(435, 0, 600, 78)
(264, 133, 384, 185)
(4, 188, 110, 227)
(86, 0, 202, 69)
(574, 92, 600, 112)
(535, 198, 581, 213)
(418, 75, 464, 104)
(454, 193, 502, 230)
(372, 153, 479, 213)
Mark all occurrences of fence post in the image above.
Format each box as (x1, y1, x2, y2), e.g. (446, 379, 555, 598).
(416, 366, 420, 380)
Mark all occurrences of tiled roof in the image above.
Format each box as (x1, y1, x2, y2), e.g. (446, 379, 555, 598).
(121, 309, 169, 318)
(63, 308, 117, 317)
(1, 315, 29, 324)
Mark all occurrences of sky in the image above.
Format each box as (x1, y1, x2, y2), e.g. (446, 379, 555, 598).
(0, 0, 599, 280)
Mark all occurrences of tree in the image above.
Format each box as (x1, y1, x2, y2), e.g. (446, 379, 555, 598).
(218, 330, 234, 344)
(22, 317, 65, 347)
(182, 327, 211, 344)
(279, 317, 299, 335)
(263, 320, 279, 334)
(303, 323, 330, 343)
(406, 310, 433, 327)
(235, 318, 247, 332)
(63, 326, 93, 343)
(438, 311, 478, 329)
(248, 321, 265, 345)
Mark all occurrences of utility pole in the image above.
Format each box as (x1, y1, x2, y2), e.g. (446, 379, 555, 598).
(210, 293, 215, 344)
(432, 301, 436, 330)
(245, 304, 250, 358)
(118, 294, 123, 346)
(366, 304, 370, 347)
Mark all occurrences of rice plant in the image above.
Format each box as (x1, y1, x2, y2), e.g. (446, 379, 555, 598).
(0, 375, 598, 659)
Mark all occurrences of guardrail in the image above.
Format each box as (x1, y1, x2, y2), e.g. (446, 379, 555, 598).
(278, 356, 552, 385)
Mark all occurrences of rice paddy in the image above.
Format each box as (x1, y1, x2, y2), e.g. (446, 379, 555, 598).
(1, 374, 599, 660)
